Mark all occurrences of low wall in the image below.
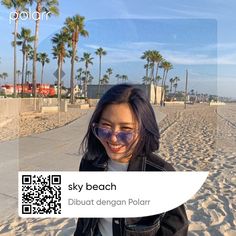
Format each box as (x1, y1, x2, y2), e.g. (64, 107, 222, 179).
(0, 98, 67, 118)
(75, 99, 86, 105)
(20, 98, 59, 113)
(87, 99, 99, 107)
(41, 106, 59, 113)
(165, 101, 185, 106)
(0, 98, 20, 117)
(210, 102, 226, 106)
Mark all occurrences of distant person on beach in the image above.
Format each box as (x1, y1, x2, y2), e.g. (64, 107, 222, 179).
(74, 84, 189, 236)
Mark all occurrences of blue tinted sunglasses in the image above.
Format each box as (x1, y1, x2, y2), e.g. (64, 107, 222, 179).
(92, 123, 137, 145)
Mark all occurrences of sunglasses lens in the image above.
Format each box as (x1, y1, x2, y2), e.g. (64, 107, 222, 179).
(94, 127, 111, 140)
(117, 132, 134, 144)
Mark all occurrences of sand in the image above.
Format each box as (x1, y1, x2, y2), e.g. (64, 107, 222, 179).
(158, 104, 236, 236)
(0, 104, 236, 235)
(0, 107, 89, 142)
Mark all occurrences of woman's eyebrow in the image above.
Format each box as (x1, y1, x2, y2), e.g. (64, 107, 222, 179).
(100, 118, 135, 125)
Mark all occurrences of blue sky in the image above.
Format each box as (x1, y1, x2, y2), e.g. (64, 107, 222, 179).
(0, 0, 235, 98)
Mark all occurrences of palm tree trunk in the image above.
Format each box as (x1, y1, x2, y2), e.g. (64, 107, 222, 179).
(70, 40, 76, 104)
(41, 64, 44, 84)
(85, 65, 88, 98)
(21, 52, 26, 98)
(155, 62, 160, 85)
(57, 58, 61, 102)
(146, 59, 149, 80)
(25, 55, 28, 83)
(154, 62, 160, 104)
(33, 2, 41, 97)
(161, 70, 169, 105)
(97, 56, 101, 98)
(151, 65, 154, 83)
(145, 66, 148, 80)
(160, 70, 166, 106)
(163, 70, 169, 88)
(13, 15, 19, 97)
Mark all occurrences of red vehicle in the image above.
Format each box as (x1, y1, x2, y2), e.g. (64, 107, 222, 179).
(0, 83, 56, 96)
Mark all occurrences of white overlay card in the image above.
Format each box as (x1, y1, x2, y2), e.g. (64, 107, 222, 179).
(18, 171, 208, 218)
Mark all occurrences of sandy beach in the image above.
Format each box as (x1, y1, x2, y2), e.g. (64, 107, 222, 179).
(158, 104, 236, 235)
(0, 107, 89, 142)
(0, 104, 236, 235)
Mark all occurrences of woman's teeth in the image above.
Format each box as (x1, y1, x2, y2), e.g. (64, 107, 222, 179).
(108, 143, 123, 149)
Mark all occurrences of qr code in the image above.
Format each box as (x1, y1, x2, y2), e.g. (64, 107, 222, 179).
(21, 175, 61, 215)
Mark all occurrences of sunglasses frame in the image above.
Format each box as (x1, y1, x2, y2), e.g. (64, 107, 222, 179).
(92, 123, 139, 145)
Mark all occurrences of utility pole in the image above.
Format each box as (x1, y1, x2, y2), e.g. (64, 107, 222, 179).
(184, 69, 188, 109)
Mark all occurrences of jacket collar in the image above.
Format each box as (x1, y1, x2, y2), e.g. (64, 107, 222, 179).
(91, 152, 146, 171)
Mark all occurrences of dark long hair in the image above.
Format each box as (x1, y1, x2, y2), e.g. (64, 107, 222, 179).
(80, 84, 160, 160)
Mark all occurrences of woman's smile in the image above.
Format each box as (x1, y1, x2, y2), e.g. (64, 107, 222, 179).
(106, 142, 125, 153)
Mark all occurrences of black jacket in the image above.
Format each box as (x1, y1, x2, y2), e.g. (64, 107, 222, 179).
(74, 152, 189, 236)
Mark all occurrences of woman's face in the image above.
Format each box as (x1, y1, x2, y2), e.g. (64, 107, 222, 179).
(97, 103, 139, 163)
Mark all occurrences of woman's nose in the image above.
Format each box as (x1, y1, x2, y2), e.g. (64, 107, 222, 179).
(110, 132, 118, 143)
(110, 128, 119, 143)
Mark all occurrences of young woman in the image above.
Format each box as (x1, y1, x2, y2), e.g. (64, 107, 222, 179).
(74, 84, 189, 236)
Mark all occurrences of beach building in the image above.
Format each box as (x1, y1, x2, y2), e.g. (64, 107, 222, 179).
(87, 84, 163, 104)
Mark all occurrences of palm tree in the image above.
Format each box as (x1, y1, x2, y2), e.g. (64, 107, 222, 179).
(16, 70, 21, 94)
(148, 51, 157, 82)
(101, 74, 109, 85)
(24, 44, 33, 84)
(69, 50, 79, 64)
(26, 70, 32, 82)
(152, 50, 163, 104)
(95, 47, 107, 98)
(16, 70, 21, 83)
(0, 72, 8, 85)
(80, 52, 93, 98)
(86, 71, 94, 84)
(173, 83, 178, 94)
(142, 76, 149, 85)
(100, 74, 109, 95)
(121, 75, 128, 83)
(2, 72, 8, 81)
(148, 61, 155, 82)
(115, 74, 121, 84)
(63, 14, 88, 103)
(76, 68, 83, 87)
(143, 63, 148, 76)
(16, 27, 34, 96)
(80, 70, 93, 96)
(1, 0, 29, 97)
(0, 74, 2, 84)
(32, 0, 59, 97)
(152, 51, 162, 85)
(173, 76, 179, 93)
(169, 78, 174, 92)
(68, 50, 79, 63)
(141, 50, 152, 81)
(153, 51, 163, 83)
(162, 61, 173, 86)
(27, 47, 34, 76)
(106, 67, 112, 81)
(52, 30, 69, 101)
(160, 60, 173, 105)
(156, 75, 162, 85)
(37, 53, 50, 84)
(173, 77, 180, 94)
